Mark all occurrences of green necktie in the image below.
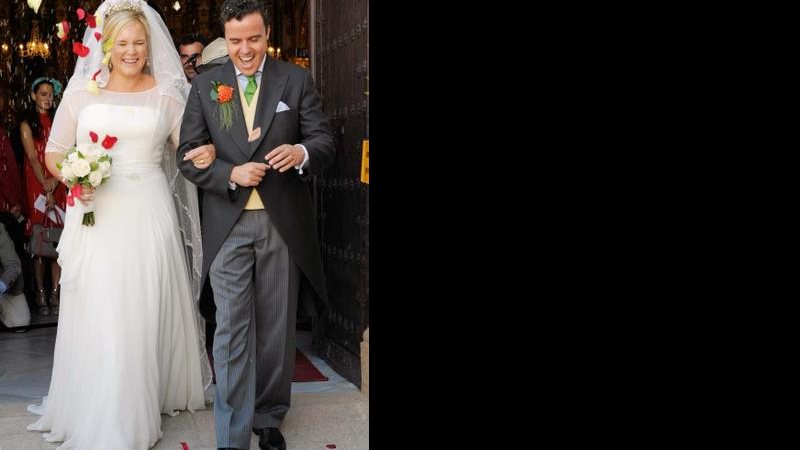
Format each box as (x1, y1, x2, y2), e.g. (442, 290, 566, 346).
(244, 74, 257, 105)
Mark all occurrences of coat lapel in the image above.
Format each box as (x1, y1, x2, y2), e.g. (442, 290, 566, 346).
(249, 57, 288, 156)
(220, 60, 250, 157)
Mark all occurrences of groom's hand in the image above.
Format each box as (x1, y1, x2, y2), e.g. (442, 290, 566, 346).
(266, 144, 305, 173)
(230, 162, 269, 187)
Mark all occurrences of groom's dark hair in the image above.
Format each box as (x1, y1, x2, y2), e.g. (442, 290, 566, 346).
(220, 0, 271, 29)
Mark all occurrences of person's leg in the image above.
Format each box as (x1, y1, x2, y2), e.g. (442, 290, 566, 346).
(210, 211, 259, 450)
(32, 256, 49, 316)
(252, 210, 300, 429)
(0, 293, 31, 328)
(49, 259, 61, 315)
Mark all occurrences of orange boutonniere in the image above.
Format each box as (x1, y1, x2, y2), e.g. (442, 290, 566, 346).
(210, 81, 235, 131)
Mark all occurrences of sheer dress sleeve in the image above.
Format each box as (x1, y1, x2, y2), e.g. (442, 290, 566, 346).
(45, 91, 81, 154)
(164, 94, 185, 152)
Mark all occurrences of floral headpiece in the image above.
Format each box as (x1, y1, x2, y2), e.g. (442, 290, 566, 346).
(31, 77, 63, 96)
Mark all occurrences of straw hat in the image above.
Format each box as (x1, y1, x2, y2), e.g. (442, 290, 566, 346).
(196, 37, 229, 73)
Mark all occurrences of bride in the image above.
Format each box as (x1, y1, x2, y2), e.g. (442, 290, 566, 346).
(27, 0, 215, 448)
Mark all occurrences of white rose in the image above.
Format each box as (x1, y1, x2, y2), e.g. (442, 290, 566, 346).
(82, 144, 100, 159)
(88, 170, 103, 187)
(73, 159, 91, 177)
(60, 165, 74, 181)
(67, 151, 79, 163)
(99, 160, 111, 177)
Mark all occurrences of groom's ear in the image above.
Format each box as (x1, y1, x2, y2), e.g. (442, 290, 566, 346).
(265, 25, 270, 44)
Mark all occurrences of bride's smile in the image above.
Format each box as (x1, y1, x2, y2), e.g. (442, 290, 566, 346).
(109, 21, 148, 77)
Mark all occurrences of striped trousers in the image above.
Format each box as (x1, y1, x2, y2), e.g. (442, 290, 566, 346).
(209, 210, 299, 449)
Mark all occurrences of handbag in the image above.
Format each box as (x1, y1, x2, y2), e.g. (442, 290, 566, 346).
(30, 205, 63, 258)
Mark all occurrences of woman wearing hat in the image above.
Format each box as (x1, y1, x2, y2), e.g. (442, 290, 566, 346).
(20, 76, 66, 316)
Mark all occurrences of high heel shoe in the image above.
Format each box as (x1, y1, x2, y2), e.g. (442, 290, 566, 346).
(35, 289, 51, 316)
(50, 287, 60, 316)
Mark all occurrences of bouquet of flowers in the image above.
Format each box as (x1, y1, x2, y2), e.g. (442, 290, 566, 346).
(56, 130, 117, 226)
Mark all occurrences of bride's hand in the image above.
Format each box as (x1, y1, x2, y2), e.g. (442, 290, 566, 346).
(77, 185, 95, 206)
(183, 143, 217, 170)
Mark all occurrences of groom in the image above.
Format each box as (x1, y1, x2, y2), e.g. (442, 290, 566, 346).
(177, 1, 335, 449)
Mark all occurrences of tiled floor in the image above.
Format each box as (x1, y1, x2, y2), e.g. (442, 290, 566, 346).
(0, 327, 368, 450)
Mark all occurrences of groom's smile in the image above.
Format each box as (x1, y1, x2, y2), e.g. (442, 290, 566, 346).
(224, 10, 269, 76)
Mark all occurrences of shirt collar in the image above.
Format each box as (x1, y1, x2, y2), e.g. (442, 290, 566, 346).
(234, 55, 267, 77)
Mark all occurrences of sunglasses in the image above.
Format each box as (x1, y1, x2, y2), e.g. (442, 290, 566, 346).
(182, 53, 200, 69)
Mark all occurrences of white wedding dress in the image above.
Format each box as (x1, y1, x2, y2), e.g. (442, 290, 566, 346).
(27, 87, 206, 450)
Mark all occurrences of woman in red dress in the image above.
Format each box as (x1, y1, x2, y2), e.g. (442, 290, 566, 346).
(21, 77, 66, 316)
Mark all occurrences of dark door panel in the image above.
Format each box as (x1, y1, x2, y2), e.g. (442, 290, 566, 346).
(312, 0, 369, 387)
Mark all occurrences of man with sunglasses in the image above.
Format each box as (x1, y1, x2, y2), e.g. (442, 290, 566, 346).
(178, 32, 208, 82)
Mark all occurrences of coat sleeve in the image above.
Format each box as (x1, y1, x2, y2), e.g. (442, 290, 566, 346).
(297, 70, 336, 176)
(177, 78, 236, 197)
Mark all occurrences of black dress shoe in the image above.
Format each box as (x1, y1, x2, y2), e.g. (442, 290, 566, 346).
(252, 427, 286, 450)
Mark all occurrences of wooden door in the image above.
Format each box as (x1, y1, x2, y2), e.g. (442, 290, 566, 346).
(311, 0, 369, 387)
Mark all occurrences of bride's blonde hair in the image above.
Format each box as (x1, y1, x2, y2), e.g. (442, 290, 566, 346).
(102, 9, 150, 71)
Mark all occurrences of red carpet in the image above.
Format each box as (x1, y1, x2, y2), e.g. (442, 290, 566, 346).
(207, 348, 328, 383)
(293, 348, 328, 382)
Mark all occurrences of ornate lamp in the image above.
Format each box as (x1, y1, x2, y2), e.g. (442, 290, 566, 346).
(18, 20, 50, 59)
